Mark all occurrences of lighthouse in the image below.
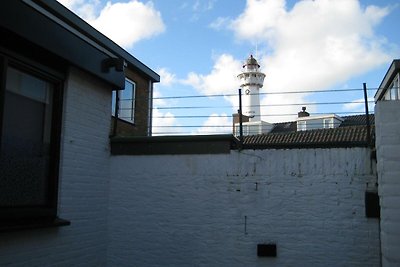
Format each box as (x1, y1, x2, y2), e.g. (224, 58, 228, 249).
(233, 55, 272, 136)
(237, 55, 265, 122)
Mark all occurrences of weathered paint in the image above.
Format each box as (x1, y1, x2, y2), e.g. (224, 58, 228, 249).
(109, 148, 380, 267)
(376, 100, 400, 267)
(0, 67, 112, 266)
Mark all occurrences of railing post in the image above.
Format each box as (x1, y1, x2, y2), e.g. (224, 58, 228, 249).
(363, 83, 371, 146)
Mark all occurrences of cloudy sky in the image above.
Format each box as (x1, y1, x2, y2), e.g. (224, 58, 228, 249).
(58, 0, 399, 135)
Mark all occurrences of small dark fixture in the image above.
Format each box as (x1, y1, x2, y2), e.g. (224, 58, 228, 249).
(102, 58, 125, 72)
(298, 106, 310, 118)
(257, 243, 277, 257)
(365, 191, 380, 218)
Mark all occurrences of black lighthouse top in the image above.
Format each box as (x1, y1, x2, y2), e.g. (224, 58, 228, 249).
(243, 55, 260, 68)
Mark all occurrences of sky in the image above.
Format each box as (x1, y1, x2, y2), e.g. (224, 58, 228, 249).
(57, 0, 399, 135)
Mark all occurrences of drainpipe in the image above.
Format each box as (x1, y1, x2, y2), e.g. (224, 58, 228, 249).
(112, 90, 120, 137)
(148, 80, 153, 136)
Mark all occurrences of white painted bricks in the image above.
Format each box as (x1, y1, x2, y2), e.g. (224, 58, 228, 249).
(0, 67, 112, 267)
(0, 66, 382, 267)
(376, 101, 400, 267)
(109, 148, 380, 267)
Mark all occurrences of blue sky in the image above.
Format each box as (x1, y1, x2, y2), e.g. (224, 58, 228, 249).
(58, 0, 399, 135)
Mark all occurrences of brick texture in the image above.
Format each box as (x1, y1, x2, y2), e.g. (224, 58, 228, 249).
(0, 67, 112, 267)
(375, 101, 400, 267)
(109, 148, 380, 267)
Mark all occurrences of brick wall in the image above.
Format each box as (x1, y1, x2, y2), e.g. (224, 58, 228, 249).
(375, 100, 400, 267)
(0, 67, 112, 267)
(0, 66, 382, 266)
(111, 67, 151, 136)
(109, 148, 380, 266)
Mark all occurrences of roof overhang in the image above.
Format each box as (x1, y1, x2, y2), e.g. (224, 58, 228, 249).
(375, 59, 400, 102)
(0, 0, 159, 89)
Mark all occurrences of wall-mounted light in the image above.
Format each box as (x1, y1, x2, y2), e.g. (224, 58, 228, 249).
(102, 58, 126, 72)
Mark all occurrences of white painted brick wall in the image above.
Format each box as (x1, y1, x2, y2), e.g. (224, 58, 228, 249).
(109, 148, 380, 267)
(376, 100, 400, 267)
(0, 67, 112, 267)
(0, 66, 382, 267)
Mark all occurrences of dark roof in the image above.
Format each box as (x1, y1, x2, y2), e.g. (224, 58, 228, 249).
(269, 121, 297, 133)
(243, 125, 374, 149)
(338, 114, 374, 127)
(243, 114, 374, 149)
(269, 114, 374, 133)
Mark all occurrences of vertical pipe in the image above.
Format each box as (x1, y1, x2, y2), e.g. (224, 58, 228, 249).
(148, 80, 153, 136)
(238, 88, 244, 144)
(112, 90, 120, 137)
(363, 83, 371, 146)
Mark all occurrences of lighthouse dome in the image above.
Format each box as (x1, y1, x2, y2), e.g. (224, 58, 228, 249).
(243, 55, 260, 68)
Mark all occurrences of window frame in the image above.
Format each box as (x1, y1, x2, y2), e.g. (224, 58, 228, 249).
(323, 118, 333, 129)
(113, 78, 136, 124)
(0, 53, 65, 226)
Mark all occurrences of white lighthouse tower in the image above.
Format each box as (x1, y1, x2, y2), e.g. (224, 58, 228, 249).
(237, 55, 265, 122)
(234, 55, 272, 136)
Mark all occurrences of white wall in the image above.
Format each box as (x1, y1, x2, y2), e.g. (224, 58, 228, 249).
(0, 67, 112, 267)
(109, 148, 380, 267)
(376, 100, 400, 267)
(0, 65, 383, 267)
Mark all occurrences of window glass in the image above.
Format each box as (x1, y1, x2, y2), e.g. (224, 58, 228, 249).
(0, 67, 53, 206)
(118, 78, 135, 123)
(323, 118, 333, 129)
(298, 121, 306, 131)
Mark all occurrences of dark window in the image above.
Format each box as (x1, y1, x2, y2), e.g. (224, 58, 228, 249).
(0, 56, 65, 228)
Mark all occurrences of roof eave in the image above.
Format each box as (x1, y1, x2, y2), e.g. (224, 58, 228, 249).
(375, 59, 400, 102)
(38, 0, 160, 83)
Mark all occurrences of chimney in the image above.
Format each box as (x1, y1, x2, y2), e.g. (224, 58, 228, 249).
(232, 113, 250, 135)
(298, 106, 310, 118)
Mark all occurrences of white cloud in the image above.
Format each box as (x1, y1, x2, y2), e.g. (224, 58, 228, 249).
(57, 0, 100, 20)
(157, 68, 177, 87)
(230, 0, 286, 42)
(57, 0, 165, 48)
(89, 1, 165, 48)
(152, 88, 167, 107)
(152, 108, 184, 136)
(181, 54, 242, 107)
(209, 17, 230, 30)
(228, 0, 393, 122)
(231, 0, 392, 86)
(192, 113, 232, 135)
(342, 97, 374, 112)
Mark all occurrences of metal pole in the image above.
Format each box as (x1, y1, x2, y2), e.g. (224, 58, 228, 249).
(363, 83, 371, 146)
(112, 90, 120, 137)
(238, 88, 244, 144)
